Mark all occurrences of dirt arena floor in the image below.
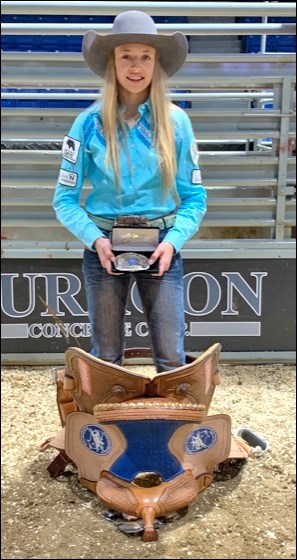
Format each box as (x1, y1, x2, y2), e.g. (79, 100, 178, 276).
(1, 361, 296, 559)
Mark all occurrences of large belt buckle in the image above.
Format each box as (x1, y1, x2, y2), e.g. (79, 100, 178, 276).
(115, 216, 149, 227)
(111, 221, 160, 273)
(115, 252, 151, 272)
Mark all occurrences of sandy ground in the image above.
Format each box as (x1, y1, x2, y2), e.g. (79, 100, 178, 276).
(1, 361, 296, 559)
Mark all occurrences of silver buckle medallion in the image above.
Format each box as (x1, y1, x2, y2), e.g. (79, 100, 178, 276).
(114, 252, 150, 272)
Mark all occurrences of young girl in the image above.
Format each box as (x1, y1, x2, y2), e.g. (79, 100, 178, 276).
(53, 10, 207, 372)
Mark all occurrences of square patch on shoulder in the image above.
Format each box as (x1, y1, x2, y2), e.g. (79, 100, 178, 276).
(62, 135, 81, 163)
(58, 169, 78, 187)
(192, 169, 202, 184)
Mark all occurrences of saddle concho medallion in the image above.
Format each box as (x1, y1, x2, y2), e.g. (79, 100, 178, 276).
(39, 344, 252, 542)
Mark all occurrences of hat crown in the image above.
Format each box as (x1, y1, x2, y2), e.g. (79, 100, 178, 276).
(112, 11, 157, 36)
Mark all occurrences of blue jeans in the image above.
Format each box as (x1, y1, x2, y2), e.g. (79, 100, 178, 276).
(82, 229, 185, 372)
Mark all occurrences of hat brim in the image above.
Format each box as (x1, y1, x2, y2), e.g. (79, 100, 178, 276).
(82, 31, 188, 78)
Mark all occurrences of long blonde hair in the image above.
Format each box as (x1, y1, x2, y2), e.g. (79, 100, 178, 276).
(101, 51, 177, 191)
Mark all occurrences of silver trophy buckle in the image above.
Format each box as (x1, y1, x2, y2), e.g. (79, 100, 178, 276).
(114, 252, 150, 272)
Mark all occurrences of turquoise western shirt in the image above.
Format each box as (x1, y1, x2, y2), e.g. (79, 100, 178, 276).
(53, 100, 207, 253)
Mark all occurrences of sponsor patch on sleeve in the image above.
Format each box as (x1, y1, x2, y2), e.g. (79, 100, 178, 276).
(190, 140, 199, 165)
(62, 135, 81, 163)
(58, 169, 78, 188)
(192, 169, 202, 184)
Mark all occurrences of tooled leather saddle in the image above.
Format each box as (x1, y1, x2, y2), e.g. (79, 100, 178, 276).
(39, 343, 251, 542)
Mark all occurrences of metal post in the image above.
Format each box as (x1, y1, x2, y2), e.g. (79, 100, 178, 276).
(260, 16, 268, 53)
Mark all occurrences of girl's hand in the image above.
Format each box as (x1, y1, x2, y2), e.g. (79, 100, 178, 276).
(149, 241, 175, 276)
(93, 237, 121, 274)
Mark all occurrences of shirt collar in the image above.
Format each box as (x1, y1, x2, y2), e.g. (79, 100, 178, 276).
(120, 99, 151, 118)
(138, 99, 151, 117)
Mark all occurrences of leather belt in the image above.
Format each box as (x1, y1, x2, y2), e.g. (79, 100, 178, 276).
(87, 212, 176, 231)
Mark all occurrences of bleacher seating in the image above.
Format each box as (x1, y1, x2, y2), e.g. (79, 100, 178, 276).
(239, 16, 296, 53)
(1, 14, 113, 51)
(1, 88, 99, 109)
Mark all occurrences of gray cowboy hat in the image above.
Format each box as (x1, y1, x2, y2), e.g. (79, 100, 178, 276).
(82, 10, 188, 78)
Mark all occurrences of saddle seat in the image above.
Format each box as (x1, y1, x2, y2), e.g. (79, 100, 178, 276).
(56, 342, 223, 423)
